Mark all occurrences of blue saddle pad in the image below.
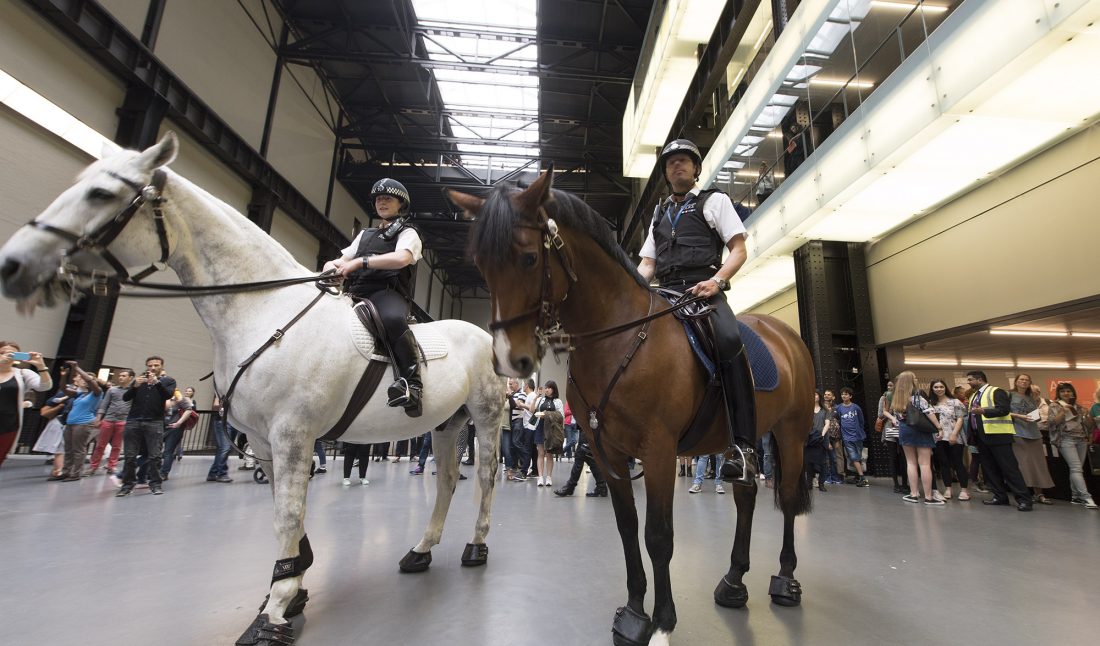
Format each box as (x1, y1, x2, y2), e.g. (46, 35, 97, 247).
(678, 319, 779, 392)
(739, 321, 778, 392)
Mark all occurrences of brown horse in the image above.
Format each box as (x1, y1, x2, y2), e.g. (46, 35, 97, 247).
(449, 169, 815, 646)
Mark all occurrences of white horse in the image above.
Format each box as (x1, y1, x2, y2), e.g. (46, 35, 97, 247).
(0, 133, 505, 645)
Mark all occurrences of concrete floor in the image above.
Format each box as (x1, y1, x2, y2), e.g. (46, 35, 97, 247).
(1, 454, 1097, 646)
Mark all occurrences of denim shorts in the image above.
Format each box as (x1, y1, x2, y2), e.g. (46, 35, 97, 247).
(843, 440, 864, 464)
(899, 423, 936, 448)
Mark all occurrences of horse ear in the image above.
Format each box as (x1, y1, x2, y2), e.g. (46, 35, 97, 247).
(444, 188, 485, 220)
(99, 140, 122, 159)
(137, 132, 179, 170)
(516, 163, 554, 215)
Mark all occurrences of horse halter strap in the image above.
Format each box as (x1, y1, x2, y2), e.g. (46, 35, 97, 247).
(487, 206, 578, 354)
(26, 169, 170, 292)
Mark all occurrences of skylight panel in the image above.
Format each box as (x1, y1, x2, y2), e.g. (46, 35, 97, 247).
(412, 0, 536, 30)
(412, 0, 541, 170)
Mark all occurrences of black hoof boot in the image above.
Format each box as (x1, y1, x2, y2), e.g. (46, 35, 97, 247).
(611, 605, 653, 646)
(257, 589, 309, 618)
(768, 575, 802, 607)
(461, 542, 489, 567)
(236, 613, 295, 645)
(398, 549, 432, 573)
(713, 575, 749, 608)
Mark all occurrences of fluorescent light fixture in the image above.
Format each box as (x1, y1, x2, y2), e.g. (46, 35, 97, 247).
(989, 330, 1067, 337)
(1070, 332, 1100, 338)
(622, 0, 727, 177)
(905, 359, 960, 366)
(723, 0, 1100, 312)
(0, 67, 115, 159)
(1016, 362, 1071, 369)
(1074, 363, 1100, 370)
(961, 360, 1016, 367)
(871, 1, 949, 13)
(809, 78, 875, 89)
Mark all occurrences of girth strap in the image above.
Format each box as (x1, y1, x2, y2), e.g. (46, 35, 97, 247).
(319, 302, 393, 441)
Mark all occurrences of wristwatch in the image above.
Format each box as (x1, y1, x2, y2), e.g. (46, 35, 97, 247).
(711, 276, 730, 291)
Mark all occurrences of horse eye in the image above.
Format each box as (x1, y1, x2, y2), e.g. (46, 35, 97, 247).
(519, 252, 537, 269)
(87, 188, 116, 201)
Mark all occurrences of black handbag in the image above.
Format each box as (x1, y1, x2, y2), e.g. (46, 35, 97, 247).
(906, 395, 938, 434)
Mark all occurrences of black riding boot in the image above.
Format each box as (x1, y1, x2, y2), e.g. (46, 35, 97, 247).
(387, 330, 423, 418)
(719, 348, 758, 485)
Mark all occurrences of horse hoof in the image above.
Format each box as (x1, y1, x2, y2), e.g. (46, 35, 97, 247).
(713, 575, 749, 608)
(460, 542, 489, 567)
(257, 589, 309, 618)
(399, 549, 432, 573)
(235, 613, 295, 645)
(611, 605, 653, 646)
(768, 575, 802, 607)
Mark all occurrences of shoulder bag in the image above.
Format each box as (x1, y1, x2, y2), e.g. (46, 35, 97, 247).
(906, 395, 938, 434)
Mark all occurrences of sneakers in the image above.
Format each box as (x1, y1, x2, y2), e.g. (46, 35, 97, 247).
(410, 466, 424, 475)
(115, 485, 134, 497)
(902, 494, 921, 503)
(1086, 499, 1098, 510)
(149, 484, 164, 495)
(316, 466, 327, 474)
(361, 478, 370, 486)
(923, 498, 945, 506)
(537, 476, 545, 487)
(342, 478, 352, 486)
(688, 483, 702, 494)
(856, 478, 870, 488)
(715, 483, 726, 494)
(215, 475, 233, 483)
(931, 490, 946, 502)
(512, 472, 527, 482)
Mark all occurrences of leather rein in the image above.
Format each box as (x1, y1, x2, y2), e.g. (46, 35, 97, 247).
(488, 208, 708, 480)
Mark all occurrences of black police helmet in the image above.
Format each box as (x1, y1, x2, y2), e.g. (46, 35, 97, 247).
(370, 178, 411, 214)
(658, 139, 702, 184)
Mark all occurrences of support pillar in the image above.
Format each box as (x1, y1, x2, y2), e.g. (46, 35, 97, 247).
(794, 241, 886, 475)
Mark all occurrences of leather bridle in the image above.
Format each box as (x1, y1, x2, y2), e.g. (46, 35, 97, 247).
(486, 207, 578, 356)
(23, 169, 170, 294)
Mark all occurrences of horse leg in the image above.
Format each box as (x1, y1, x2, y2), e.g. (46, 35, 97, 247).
(714, 468, 757, 609)
(399, 413, 464, 573)
(642, 454, 678, 645)
(237, 431, 313, 645)
(769, 432, 808, 607)
(604, 450, 651, 646)
(462, 401, 503, 566)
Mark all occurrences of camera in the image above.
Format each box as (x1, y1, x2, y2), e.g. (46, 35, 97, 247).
(10, 351, 32, 361)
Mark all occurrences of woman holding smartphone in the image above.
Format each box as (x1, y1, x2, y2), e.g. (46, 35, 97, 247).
(0, 341, 54, 469)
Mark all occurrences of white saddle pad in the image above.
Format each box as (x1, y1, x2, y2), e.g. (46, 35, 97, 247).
(348, 303, 449, 363)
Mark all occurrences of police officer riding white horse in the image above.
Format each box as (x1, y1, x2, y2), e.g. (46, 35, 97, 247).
(323, 178, 425, 418)
(636, 138, 758, 483)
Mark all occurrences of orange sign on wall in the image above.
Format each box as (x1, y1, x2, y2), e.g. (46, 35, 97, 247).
(1045, 377, 1100, 407)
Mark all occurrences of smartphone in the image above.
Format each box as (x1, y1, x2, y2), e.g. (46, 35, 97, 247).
(10, 352, 32, 361)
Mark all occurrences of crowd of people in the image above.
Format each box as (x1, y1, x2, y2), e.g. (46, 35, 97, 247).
(792, 370, 1098, 511)
(3, 341, 1096, 511)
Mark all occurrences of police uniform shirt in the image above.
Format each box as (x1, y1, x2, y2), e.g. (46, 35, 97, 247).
(339, 226, 424, 264)
(638, 186, 747, 261)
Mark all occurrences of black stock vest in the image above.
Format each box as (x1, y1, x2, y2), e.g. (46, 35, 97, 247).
(346, 217, 419, 295)
(652, 189, 725, 284)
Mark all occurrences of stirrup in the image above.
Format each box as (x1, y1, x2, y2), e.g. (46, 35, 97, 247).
(387, 378, 414, 407)
(721, 444, 756, 485)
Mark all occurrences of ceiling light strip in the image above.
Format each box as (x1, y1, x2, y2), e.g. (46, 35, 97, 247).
(989, 330, 1068, 337)
(0, 67, 114, 159)
(699, 0, 842, 185)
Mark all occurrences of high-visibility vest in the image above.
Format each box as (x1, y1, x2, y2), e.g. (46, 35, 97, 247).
(978, 386, 1014, 434)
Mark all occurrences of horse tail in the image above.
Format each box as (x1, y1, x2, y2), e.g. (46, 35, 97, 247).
(771, 439, 813, 516)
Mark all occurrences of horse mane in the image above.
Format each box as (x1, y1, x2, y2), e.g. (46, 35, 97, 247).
(469, 184, 650, 290)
